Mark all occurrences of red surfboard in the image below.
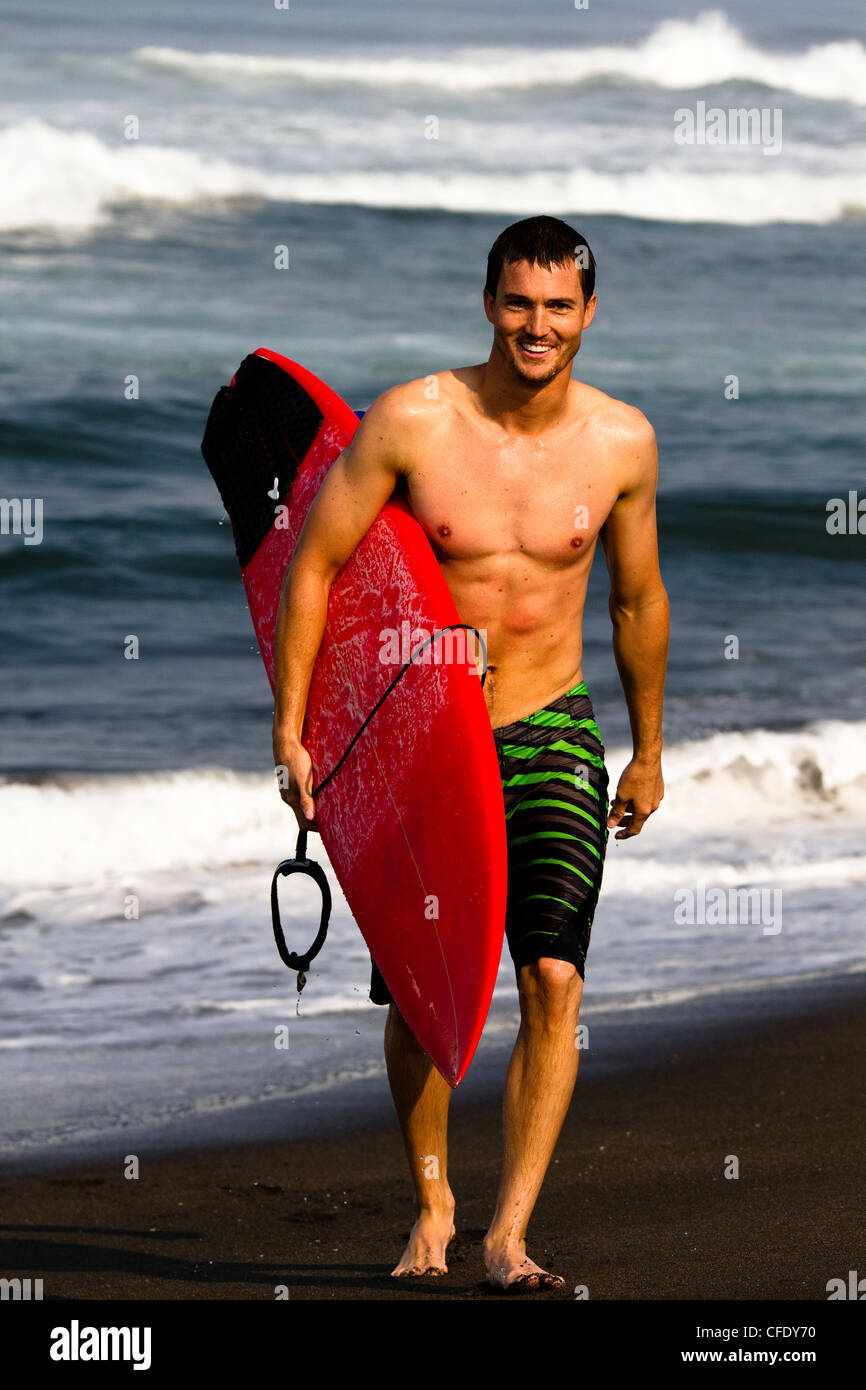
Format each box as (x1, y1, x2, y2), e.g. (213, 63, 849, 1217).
(202, 349, 507, 1086)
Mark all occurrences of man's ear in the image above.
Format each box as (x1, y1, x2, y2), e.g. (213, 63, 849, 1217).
(582, 293, 598, 329)
(482, 287, 495, 324)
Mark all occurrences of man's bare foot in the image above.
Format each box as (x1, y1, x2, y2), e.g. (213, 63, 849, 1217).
(483, 1237, 566, 1293)
(391, 1208, 456, 1278)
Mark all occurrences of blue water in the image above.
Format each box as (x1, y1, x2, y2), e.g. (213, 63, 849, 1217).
(1, 0, 864, 1165)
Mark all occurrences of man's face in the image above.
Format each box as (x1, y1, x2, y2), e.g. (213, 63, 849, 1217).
(483, 258, 596, 387)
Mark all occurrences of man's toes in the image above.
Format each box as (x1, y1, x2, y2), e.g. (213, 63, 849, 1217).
(392, 1262, 447, 1278)
(494, 1269, 564, 1294)
(504, 1272, 541, 1293)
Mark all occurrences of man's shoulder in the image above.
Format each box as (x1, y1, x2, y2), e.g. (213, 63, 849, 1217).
(574, 381, 656, 449)
(348, 371, 472, 477)
(364, 369, 468, 429)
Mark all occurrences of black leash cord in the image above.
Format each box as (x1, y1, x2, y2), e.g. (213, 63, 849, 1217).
(270, 623, 488, 992)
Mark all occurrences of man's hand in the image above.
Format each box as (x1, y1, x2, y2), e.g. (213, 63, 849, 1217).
(273, 729, 318, 831)
(607, 757, 664, 840)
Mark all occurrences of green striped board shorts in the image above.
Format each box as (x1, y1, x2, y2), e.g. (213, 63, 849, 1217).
(369, 680, 609, 1005)
(492, 680, 609, 983)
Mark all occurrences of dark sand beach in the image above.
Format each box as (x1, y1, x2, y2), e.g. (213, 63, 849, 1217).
(3, 988, 863, 1302)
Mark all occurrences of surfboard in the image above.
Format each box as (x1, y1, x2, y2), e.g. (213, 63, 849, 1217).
(201, 349, 507, 1086)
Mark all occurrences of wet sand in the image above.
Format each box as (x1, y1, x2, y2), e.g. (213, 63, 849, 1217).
(2, 990, 864, 1300)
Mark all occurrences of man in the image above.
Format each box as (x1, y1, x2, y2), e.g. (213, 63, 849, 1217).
(272, 215, 668, 1292)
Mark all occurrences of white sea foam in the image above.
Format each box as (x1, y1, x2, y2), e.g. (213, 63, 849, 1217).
(648, 718, 866, 827)
(0, 118, 279, 233)
(0, 766, 287, 888)
(0, 719, 863, 898)
(136, 12, 866, 105)
(1, 118, 863, 235)
(263, 166, 864, 226)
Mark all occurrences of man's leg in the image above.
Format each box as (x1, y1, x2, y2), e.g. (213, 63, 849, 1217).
(485, 681, 607, 1290)
(384, 1000, 456, 1277)
(483, 956, 582, 1290)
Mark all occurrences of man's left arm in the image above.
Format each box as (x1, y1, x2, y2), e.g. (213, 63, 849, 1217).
(599, 412, 670, 840)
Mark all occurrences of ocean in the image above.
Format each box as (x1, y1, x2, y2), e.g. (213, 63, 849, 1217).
(1, 0, 864, 1168)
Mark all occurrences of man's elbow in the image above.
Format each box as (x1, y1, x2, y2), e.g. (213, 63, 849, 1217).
(608, 580, 669, 624)
(279, 543, 341, 606)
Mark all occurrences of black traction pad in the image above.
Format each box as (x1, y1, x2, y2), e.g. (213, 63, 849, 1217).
(201, 353, 324, 568)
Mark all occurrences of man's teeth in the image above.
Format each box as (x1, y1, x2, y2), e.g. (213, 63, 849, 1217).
(522, 343, 551, 353)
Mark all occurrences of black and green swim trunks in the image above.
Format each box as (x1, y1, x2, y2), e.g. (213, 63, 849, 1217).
(369, 681, 609, 1004)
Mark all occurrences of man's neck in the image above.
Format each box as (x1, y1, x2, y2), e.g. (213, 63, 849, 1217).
(475, 352, 574, 435)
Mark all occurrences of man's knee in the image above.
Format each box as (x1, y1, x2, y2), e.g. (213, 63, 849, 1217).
(518, 957, 583, 1019)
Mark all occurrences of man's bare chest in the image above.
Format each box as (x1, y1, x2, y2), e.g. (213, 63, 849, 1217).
(400, 431, 619, 567)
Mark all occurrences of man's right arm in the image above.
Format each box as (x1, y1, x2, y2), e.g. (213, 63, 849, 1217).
(271, 390, 408, 827)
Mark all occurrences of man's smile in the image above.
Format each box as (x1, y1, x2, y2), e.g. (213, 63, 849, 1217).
(518, 340, 555, 359)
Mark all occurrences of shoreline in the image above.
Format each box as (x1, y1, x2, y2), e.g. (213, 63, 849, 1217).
(5, 965, 866, 1179)
(3, 972, 865, 1299)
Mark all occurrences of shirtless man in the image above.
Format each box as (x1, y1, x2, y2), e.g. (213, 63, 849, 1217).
(272, 215, 669, 1293)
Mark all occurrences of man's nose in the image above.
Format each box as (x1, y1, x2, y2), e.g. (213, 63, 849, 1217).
(526, 306, 549, 337)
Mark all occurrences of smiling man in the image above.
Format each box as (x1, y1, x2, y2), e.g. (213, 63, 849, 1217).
(272, 215, 669, 1292)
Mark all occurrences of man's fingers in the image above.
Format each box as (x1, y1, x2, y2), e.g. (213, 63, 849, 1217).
(290, 783, 317, 828)
(274, 752, 317, 827)
(284, 793, 316, 830)
(607, 795, 652, 838)
(607, 758, 664, 840)
(300, 771, 316, 824)
(614, 811, 649, 840)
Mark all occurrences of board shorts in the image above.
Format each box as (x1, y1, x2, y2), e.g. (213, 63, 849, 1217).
(369, 680, 609, 1005)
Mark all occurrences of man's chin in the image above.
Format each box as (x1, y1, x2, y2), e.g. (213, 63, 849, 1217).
(509, 353, 563, 386)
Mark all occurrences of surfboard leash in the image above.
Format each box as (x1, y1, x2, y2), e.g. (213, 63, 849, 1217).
(270, 831, 332, 995)
(269, 623, 488, 993)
